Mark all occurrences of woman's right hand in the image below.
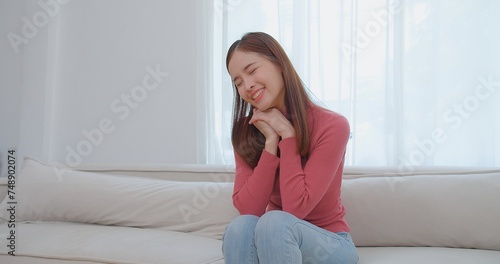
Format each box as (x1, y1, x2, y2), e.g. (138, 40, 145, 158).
(250, 110, 280, 155)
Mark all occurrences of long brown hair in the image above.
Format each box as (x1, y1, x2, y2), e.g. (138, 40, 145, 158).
(226, 32, 312, 168)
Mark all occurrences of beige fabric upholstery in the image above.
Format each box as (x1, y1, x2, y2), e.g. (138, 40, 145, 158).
(0, 158, 499, 263)
(342, 172, 500, 250)
(0, 222, 224, 264)
(0, 158, 239, 240)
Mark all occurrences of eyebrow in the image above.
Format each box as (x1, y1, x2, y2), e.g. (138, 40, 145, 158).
(232, 62, 257, 83)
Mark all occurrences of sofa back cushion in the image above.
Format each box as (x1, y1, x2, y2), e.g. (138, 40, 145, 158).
(342, 171, 500, 250)
(0, 158, 239, 240)
(2, 158, 499, 250)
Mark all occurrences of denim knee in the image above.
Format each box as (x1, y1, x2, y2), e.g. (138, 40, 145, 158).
(223, 215, 260, 264)
(224, 214, 259, 240)
(257, 210, 294, 228)
(255, 211, 296, 241)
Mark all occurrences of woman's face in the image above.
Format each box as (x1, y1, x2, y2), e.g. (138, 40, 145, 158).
(228, 50, 286, 112)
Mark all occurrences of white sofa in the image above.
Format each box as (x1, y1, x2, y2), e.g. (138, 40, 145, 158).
(0, 158, 499, 263)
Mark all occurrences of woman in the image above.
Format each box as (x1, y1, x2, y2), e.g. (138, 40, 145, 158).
(222, 32, 358, 264)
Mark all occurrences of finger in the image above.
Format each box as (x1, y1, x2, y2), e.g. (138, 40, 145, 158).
(249, 109, 267, 124)
(249, 114, 262, 125)
(249, 114, 258, 124)
(253, 121, 278, 138)
(253, 111, 278, 127)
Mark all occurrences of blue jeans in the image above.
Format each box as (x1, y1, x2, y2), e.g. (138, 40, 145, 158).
(222, 211, 359, 264)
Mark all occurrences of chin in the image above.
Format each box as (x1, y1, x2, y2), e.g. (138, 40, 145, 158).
(255, 106, 269, 111)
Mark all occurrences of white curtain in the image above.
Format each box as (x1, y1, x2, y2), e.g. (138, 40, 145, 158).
(206, 0, 500, 167)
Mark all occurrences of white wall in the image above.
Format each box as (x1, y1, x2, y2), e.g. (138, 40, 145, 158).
(0, 0, 207, 174)
(0, 1, 26, 177)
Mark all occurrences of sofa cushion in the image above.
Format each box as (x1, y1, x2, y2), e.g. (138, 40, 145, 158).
(357, 247, 500, 264)
(0, 221, 224, 264)
(0, 158, 239, 239)
(342, 171, 500, 250)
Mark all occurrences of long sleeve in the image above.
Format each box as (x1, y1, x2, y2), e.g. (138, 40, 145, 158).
(278, 112, 350, 220)
(232, 150, 279, 216)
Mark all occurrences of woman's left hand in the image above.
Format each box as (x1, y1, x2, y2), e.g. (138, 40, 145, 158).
(249, 108, 296, 139)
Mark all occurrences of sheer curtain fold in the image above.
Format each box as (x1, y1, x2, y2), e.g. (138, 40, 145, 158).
(206, 0, 500, 167)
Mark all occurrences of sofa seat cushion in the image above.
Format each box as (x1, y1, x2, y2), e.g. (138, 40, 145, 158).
(0, 222, 224, 264)
(358, 247, 500, 264)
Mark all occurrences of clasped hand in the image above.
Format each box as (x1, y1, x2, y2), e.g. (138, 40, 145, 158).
(249, 108, 296, 141)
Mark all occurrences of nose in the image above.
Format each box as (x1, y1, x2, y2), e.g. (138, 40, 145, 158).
(243, 77, 255, 91)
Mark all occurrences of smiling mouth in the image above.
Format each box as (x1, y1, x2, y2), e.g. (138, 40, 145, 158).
(252, 89, 264, 100)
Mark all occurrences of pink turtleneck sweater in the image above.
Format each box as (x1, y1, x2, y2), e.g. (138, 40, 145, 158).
(232, 104, 351, 233)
